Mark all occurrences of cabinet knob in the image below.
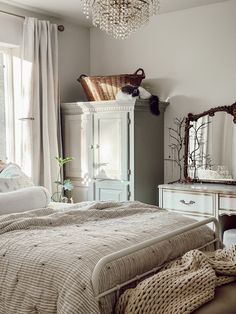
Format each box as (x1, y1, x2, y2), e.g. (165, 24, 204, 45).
(180, 200, 195, 206)
(90, 145, 94, 149)
(96, 144, 100, 149)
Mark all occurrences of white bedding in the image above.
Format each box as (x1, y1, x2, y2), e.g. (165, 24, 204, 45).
(0, 186, 50, 215)
(0, 201, 215, 314)
(0, 163, 34, 192)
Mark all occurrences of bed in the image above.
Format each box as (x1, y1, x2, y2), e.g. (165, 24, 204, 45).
(0, 201, 221, 313)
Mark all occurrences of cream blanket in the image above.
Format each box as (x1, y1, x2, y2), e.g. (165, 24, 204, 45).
(0, 201, 214, 314)
(116, 246, 236, 314)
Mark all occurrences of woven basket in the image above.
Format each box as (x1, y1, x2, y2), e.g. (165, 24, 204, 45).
(78, 68, 145, 101)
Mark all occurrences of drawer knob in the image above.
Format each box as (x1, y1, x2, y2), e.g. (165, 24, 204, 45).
(180, 200, 195, 206)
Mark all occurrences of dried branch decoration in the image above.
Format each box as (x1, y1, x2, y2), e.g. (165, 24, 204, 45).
(168, 117, 185, 181)
(188, 120, 213, 179)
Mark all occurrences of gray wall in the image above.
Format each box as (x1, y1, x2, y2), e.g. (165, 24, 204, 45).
(90, 0, 236, 182)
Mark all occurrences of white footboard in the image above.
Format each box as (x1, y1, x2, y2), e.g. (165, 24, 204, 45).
(92, 217, 220, 301)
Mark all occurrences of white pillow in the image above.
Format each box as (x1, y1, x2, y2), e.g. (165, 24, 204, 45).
(0, 186, 51, 215)
(0, 163, 28, 178)
(0, 163, 34, 192)
(0, 176, 34, 193)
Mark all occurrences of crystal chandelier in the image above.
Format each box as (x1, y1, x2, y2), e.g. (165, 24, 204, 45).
(82, 0, 160, 39)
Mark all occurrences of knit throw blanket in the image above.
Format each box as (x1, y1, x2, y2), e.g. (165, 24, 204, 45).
(116, 246, 236, 314)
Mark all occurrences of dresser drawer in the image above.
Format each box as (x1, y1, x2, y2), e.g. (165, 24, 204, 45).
(219, 194, 236, 211)
(162, 190, 214, 215)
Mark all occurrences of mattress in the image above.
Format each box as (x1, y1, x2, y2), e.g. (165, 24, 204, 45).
(0, 201, 215, 314)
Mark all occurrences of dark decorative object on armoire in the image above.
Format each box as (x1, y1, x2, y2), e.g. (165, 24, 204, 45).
(117, 85, 160, 116)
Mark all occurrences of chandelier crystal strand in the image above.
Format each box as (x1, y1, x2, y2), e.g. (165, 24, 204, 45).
(84, 0, 160, 39)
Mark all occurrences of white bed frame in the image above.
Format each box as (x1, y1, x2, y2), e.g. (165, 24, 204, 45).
(91, 217, 220, 304)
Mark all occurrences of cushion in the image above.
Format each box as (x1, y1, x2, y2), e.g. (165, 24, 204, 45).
(0, 163, 28, 178)
(0, 176, 34, 193)
(0, 163, 34, 192)
(0, 186, 51, 215)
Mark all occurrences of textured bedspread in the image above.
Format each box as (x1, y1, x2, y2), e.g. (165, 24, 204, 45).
(0, 201, 215, 314)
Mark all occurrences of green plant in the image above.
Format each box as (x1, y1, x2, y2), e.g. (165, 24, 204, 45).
(52, 156, 74, 202)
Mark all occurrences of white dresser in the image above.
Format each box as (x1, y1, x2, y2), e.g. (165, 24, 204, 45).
(61, 99, 168, 204)
(159, 183, 236, 223)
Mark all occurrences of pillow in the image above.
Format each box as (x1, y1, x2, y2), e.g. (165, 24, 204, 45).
(0, 186, 51, 215)
(0, 176, 34, 193)
(0, 163, 34, 192)
(0, 163, 28, 178)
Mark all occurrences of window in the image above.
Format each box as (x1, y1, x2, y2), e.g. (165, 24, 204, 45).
(0, 46, 31, 174)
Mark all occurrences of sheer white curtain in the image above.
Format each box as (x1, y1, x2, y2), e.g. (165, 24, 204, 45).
(19, 17, 60, 193)
(0, 47, 21, 165)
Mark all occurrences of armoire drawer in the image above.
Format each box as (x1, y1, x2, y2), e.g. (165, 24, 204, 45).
(219, 194, 236, 211)
(162, 190, 214, 215)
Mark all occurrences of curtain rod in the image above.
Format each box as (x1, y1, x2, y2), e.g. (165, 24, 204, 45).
(0, 10, 65, 32)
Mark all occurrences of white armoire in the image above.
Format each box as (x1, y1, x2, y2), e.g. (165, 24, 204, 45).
(61, 99, 168, 204)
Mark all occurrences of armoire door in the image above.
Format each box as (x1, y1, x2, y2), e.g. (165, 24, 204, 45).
(93, 112, 129, 181)
(71, 180, 94, 203)
(63, 114, 93, 179)
(95, 180, 129, 202)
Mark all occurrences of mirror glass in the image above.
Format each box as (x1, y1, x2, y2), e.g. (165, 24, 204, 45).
(187, 112, 236, 182)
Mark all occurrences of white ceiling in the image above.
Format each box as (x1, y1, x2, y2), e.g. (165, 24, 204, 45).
(0, 0, 231, 26)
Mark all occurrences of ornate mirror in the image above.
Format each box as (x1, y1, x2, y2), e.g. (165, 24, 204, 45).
(184, 103, 236, 184)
